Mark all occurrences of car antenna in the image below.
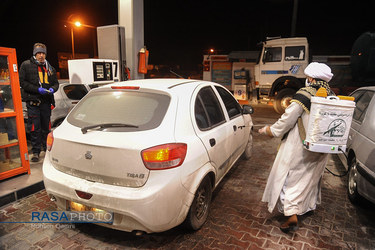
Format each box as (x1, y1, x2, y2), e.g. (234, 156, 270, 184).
(169, 69, 185, 79)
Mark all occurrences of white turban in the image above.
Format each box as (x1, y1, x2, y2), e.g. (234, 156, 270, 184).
(304, 62, 333, 82)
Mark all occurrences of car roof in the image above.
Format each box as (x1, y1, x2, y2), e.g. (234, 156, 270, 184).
(58, 79, 70, 84)
(353, 86, 375, 92)
(58, 79, 89, 87)
(100, 78, 206, 91)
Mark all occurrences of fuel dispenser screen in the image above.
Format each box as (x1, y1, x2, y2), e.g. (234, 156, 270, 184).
(93, 62, 113, 82)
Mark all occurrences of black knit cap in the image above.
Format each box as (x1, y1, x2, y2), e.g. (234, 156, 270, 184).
(33, 43, 47, 56)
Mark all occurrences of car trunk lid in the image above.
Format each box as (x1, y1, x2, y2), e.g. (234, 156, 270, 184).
(49, 129, 155, 188)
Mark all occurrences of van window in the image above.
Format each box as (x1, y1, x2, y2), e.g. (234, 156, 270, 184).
(285, 46, 305, 61)
(263, 47, 282, 62)
(353, 91, 374, 123)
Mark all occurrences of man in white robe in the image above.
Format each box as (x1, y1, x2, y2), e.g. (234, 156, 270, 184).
(259, 62, 334, 233)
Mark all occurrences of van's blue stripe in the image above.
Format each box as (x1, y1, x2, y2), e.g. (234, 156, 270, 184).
(261, 70, 289, 74)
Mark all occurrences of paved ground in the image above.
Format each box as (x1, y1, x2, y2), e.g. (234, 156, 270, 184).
(1, 104, 375, 249)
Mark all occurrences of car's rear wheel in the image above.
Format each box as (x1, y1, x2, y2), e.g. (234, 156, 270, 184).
(242, 131, 253, 160)
(348, 158, 362, 204)
(184, 177, 212, 230)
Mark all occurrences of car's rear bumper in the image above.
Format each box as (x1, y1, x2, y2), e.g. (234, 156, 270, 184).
(43, 152, 194, 233)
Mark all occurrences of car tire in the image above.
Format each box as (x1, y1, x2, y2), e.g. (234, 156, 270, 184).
(242, 131, 253, 160)
(184, 177, 212, 231)
(348, 158, 362, 204)
(273, 88, 296, 114)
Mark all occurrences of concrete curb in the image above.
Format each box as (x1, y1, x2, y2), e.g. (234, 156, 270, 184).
(0, 181, 45, 207)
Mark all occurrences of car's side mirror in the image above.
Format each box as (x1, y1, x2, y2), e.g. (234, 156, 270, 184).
(242, 105, 254, 114)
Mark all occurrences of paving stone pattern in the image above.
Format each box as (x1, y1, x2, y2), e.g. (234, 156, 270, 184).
(1, 112, 375, 249)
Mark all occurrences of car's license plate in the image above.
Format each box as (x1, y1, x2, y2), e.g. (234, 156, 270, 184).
(67, 201, 113, 223)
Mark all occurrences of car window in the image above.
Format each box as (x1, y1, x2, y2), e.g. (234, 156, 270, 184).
(195, 97, 209, 129)
(352, 90, 374, 123)
(67, 91, 170, 131)
(351, 90, 365, 102)
(195, 87, 225, 130)
(215, 86, 242, 119)
(63, 84, 89, 100)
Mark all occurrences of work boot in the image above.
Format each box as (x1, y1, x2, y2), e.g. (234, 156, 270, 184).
(280, 214, 298, 233)
(31, 153, 39, 162)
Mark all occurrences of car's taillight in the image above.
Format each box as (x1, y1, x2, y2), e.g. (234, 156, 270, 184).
(75, 190, 93, 200)
(141, 143, 187, 170)
(46, 132, 54, 151)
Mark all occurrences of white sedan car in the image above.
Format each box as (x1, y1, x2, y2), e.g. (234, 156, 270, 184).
(43, 79, 254, 233)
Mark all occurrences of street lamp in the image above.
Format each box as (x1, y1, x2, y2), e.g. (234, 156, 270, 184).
(66, 15, 96, 59)
(70, 23, 77, 59)
(207, 48, 215, 60)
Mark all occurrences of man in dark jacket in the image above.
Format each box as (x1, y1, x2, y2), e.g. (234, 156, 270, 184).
(19, 43, 59, 162)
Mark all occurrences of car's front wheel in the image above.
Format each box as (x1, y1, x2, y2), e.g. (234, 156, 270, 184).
(184, 177, 212, 230)
(242, 131, 253, 160)
(348, 158, 362, 204)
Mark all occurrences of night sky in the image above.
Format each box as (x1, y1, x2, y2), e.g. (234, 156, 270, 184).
(1, 0, 374, 72)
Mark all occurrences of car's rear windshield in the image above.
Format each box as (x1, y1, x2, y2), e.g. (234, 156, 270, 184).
(67, 90, 171, 132)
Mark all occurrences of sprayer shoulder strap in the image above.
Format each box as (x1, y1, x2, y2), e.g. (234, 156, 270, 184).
(297, 117, 306, 142)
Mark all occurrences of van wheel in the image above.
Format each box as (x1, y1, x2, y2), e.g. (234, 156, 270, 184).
(242, 131, 253, 160)
(184, 177, 212, 230)
(273, 88, 296, 114)
(348, 158, 362, 204)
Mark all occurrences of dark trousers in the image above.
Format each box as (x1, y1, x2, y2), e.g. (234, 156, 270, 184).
(26, 102, 51, 155)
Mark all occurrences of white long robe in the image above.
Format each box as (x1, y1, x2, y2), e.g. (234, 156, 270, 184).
(261, 102, 328, 216)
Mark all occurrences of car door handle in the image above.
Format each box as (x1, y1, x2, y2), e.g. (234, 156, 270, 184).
(233, 125, 237, 131)
(209, 138, 216, 147)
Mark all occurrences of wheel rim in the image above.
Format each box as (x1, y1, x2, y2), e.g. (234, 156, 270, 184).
(348, 164, 358, 195)
(281, 96, 292, 109)
(195, 185, 208, 219)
